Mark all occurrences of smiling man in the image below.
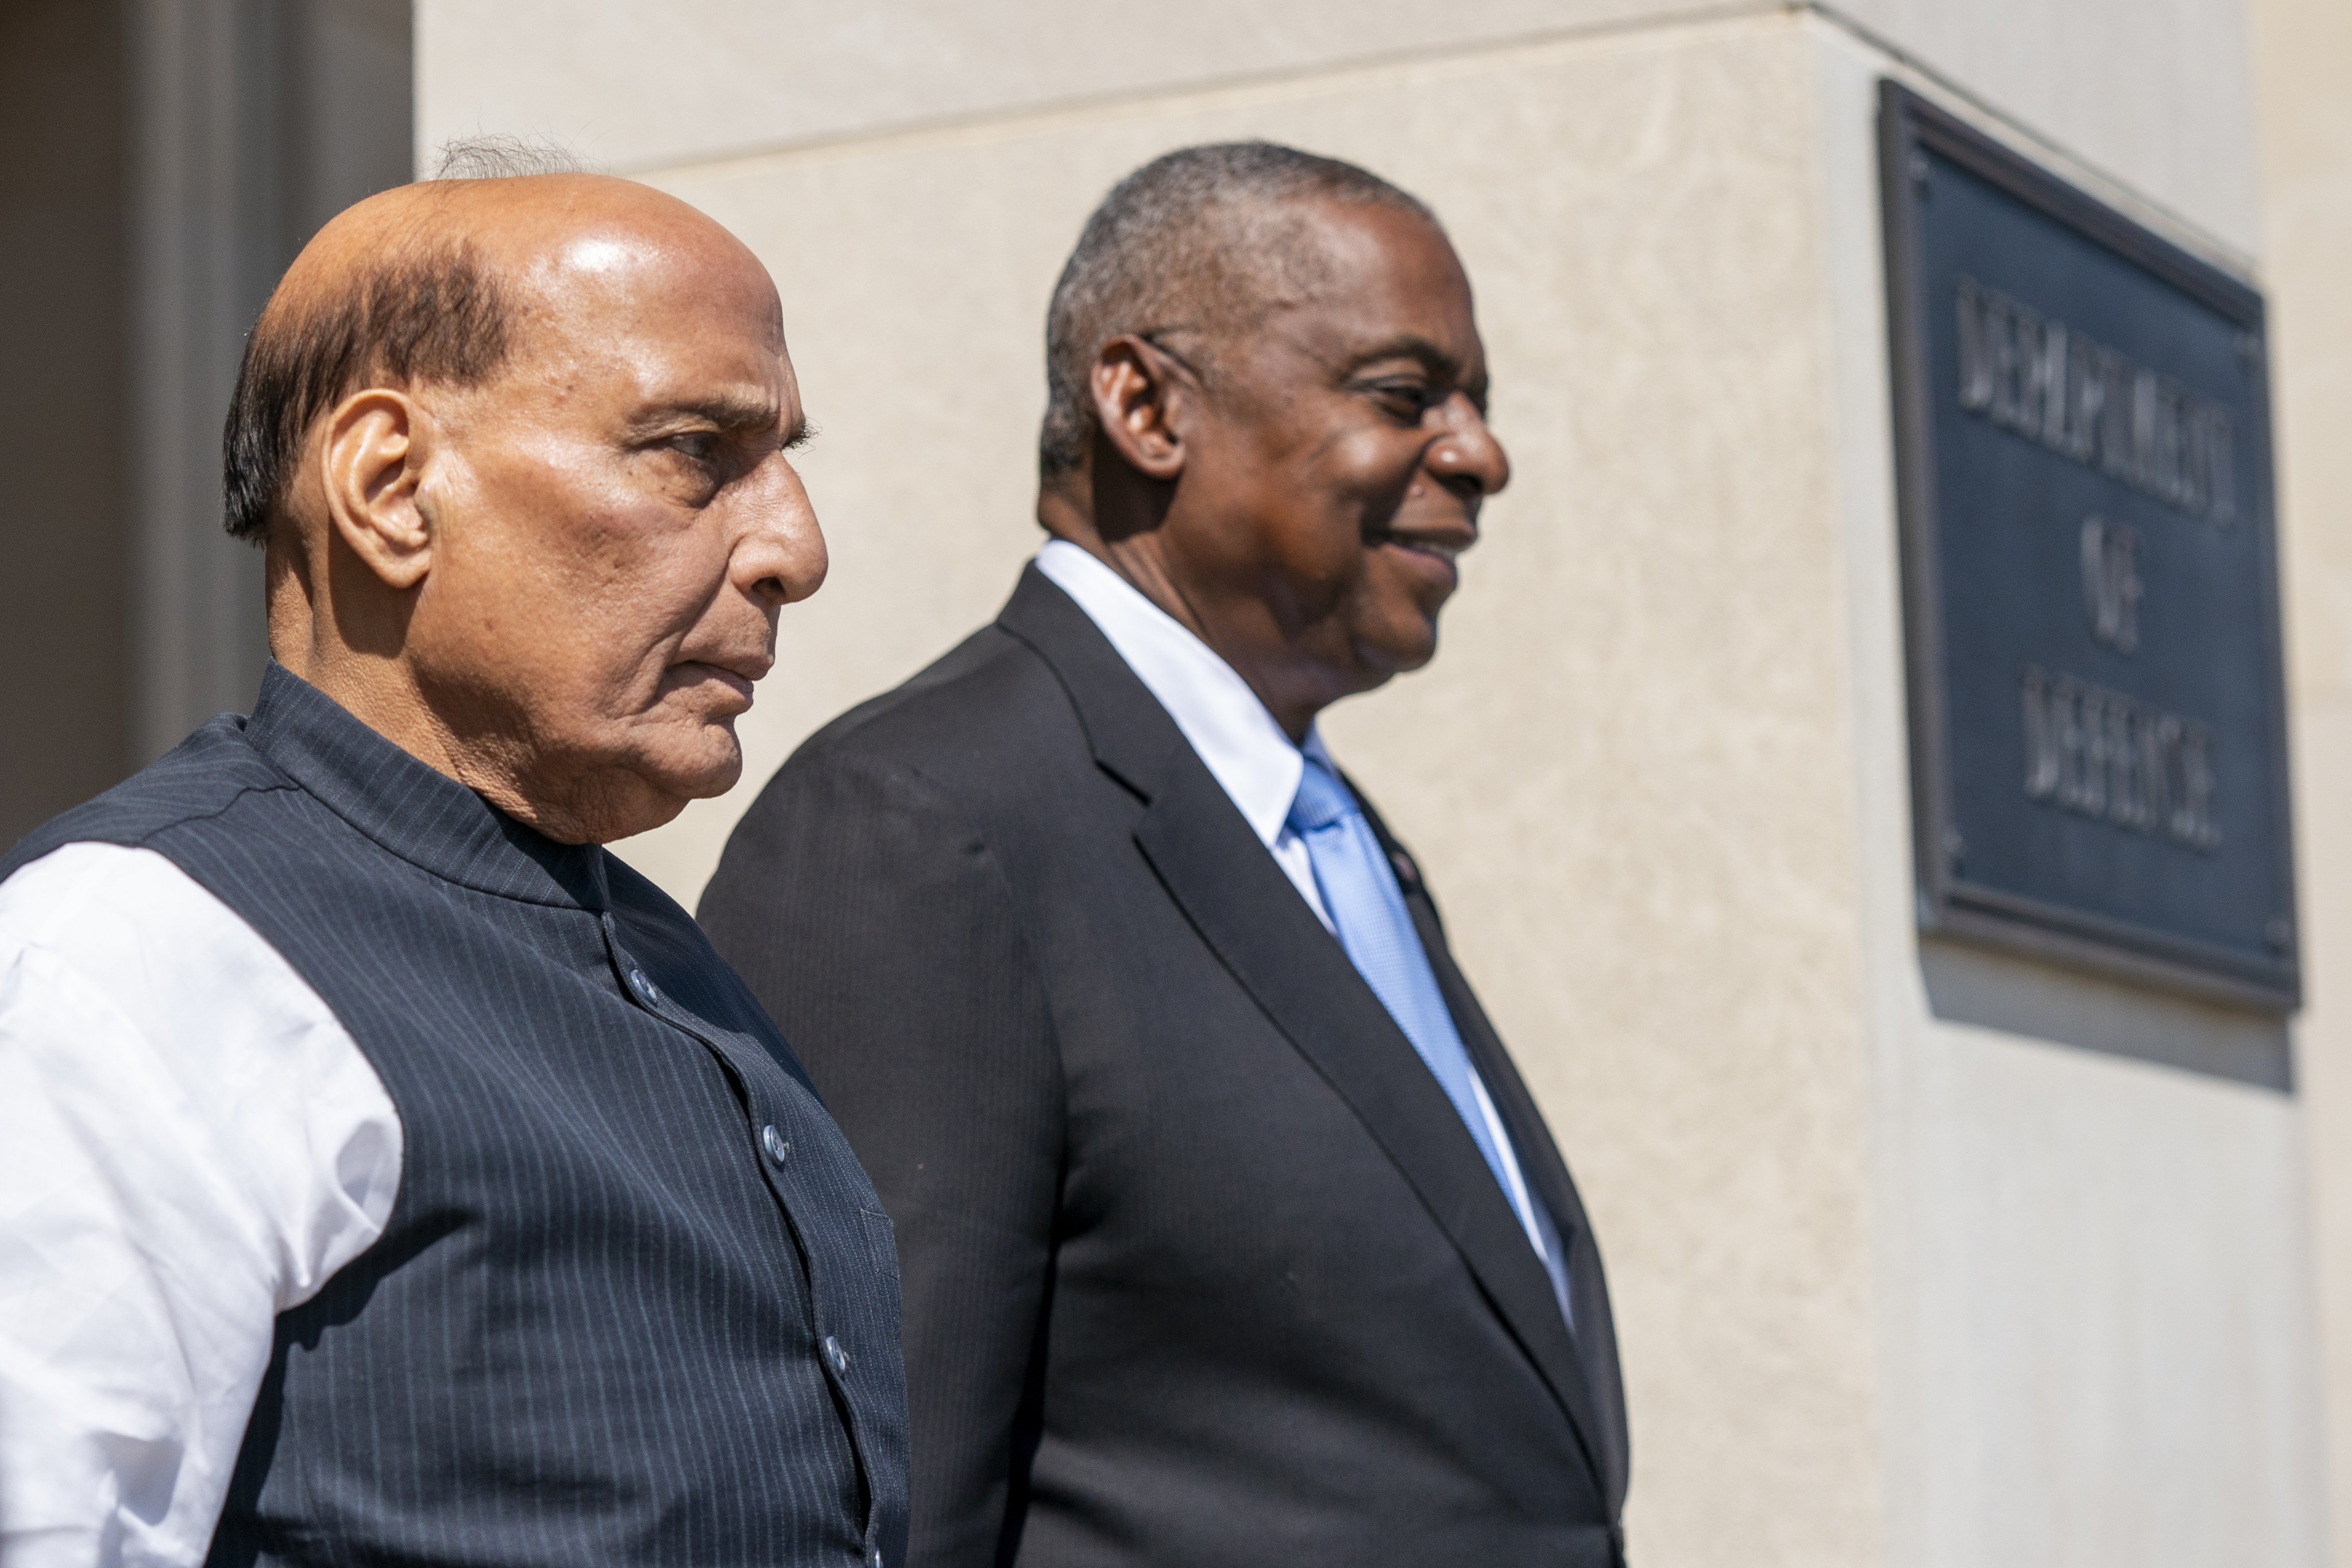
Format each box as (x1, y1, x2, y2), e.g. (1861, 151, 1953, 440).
(701, 142, 1629, 1567)
(0, 153, 905, 1567)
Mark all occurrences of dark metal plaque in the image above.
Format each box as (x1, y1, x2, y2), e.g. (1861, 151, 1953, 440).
(1879, 81, 2298, 1010)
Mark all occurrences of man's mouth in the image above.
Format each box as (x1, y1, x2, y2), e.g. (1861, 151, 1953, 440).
(671, 659, 768, 707)
(1376, 530, 1474, 567)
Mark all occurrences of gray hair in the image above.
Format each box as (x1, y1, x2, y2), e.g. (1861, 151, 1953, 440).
(1038, 141, 1436, 479)
(427, 133, 594, 181)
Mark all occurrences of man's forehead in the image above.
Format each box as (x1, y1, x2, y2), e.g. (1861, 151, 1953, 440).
(496, 222, 787, 378)
(517, 221, 780, 323)
(1300, 202, 1462, 295)
(524, 320, 798, 420)
(1262, 214, 1481, 370)
(550, 233, 661, 278)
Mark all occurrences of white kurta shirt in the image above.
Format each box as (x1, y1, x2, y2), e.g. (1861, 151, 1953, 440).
(0, 842, 403, 1567)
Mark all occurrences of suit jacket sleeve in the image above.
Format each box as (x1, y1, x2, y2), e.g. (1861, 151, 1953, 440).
(698, 746, 1061, 1567)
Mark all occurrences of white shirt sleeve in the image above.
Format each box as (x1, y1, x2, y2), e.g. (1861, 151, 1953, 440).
(0, 843, 401, 1568)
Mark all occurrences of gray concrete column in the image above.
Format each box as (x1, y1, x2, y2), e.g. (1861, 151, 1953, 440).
(126, 0, 411, 763)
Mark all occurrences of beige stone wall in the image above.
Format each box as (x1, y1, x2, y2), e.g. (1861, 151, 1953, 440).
(2250, 0, 2352, 1559)
(417, 0, 2260, 248)
(419, 3, 2336, 1561)
(1805, 26, 2328, 1563)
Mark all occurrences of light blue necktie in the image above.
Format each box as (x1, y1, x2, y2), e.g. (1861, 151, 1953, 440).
(1288, 754, 1573, 1324)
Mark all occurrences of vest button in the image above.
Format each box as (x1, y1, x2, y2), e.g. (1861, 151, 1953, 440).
(761, 1123, 791, 1165)
(625, 968, 659, 1005)
(822, 1335, 850, 1376)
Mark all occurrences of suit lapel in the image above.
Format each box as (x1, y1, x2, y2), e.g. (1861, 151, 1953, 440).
(1366, 810, 1632, 1509)
(998, 567, 1618, 1503)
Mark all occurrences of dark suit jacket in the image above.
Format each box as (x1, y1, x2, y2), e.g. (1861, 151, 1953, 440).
(700, 567, 1629, 1567)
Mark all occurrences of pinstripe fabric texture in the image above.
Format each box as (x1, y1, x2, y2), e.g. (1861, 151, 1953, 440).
(1, 664, 907, 1568)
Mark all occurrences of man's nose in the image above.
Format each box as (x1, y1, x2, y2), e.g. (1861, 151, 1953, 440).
(1428, 394, 1511, 498)
(734, 459, 829, 609)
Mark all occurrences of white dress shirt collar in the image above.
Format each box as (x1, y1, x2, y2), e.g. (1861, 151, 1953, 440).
(1034, 539, 1330, 849)
(1029, 543, 1567, 1308)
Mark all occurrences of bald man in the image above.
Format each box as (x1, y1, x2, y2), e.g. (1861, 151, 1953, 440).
(0, 150, 906, 1567)
(704, 142, 1628, 1566)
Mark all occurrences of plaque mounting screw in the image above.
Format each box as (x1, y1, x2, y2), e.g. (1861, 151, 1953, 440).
(2236, 332, 2264, 373)
(2266, 915, 2294, 950)
(1942, 828, 1966, 870)
(1909, 150, 1932, 191)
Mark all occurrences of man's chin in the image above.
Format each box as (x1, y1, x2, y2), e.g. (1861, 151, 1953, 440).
(661, 729, 746, 803)
(1366, 619, 1442, 678)
(581, 735, 743, 843)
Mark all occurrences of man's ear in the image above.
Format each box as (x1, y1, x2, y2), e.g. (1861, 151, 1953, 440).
(318, 387, 436, 591)
(1090, 335, 1193, 483)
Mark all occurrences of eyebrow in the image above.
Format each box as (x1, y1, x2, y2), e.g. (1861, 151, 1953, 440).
(1342, 334, 1462, 377)
(1340, 334, 1489, 405)
(627, 392, 810, 447)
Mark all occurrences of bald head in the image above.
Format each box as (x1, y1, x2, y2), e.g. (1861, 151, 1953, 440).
(224, 172, 763, 543)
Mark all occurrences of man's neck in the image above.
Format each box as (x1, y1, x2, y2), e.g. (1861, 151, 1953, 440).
(1038, 526, 1334, 744)
(272, 634, 589, 842)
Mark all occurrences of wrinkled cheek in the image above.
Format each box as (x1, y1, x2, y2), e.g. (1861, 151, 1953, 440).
(596, 571, 720, 693)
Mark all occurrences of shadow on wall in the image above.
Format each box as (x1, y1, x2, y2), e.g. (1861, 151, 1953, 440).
(1922, 939, 2293, 1091)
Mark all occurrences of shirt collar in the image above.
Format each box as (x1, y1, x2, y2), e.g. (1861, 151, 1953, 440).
(245, 661, 607, 908)
(1034, 540, 1331, 846)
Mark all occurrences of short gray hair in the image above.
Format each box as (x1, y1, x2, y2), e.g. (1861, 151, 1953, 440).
(427, 133, 593, 181)
(1038, 141, 1437, 479)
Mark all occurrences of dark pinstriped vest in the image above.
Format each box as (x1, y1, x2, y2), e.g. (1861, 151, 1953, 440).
(1, 665, 907, 1567)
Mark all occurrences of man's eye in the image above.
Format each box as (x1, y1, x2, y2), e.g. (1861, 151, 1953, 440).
(1372, 383, 1435, 418)
(667, 432, 721, 463)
